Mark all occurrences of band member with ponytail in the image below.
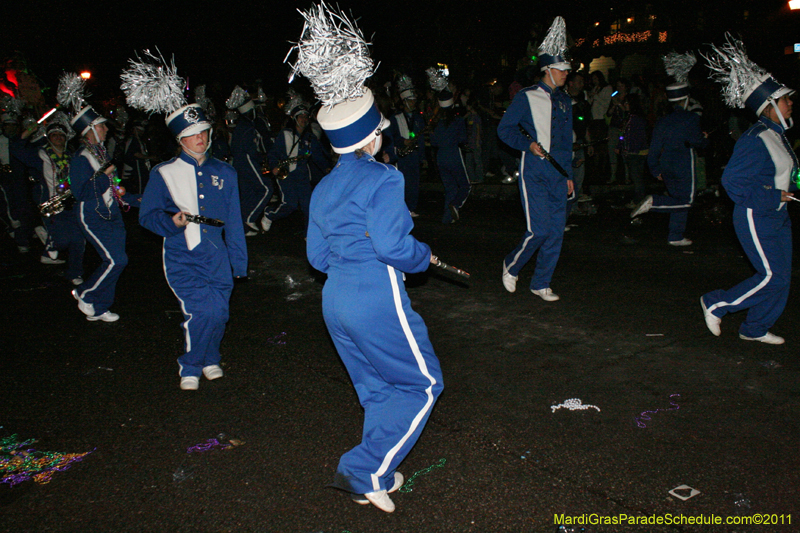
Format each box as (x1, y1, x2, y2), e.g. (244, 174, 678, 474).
(123, 51, 248, 390)
(289, 4, 443, 513)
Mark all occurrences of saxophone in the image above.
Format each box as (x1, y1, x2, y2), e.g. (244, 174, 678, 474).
(272, 153, 311, 179)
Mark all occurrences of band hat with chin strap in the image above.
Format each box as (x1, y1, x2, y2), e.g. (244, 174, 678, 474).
(704, 34, 795, 118)
(121, 49, 212, 139)
(70, 106, 108, 136)
(396, 73, 416, 101)
(437, 89, 454, 109)
(226, 86, 255, 115)
(539, 16, 572, 72)
(286, 2, 385, 154)
(664, 51, 696, 102)
(165, 104, 212, 138)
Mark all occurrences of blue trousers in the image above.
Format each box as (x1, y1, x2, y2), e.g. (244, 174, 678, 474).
(504, 154, 568, 290)
(267, 173, 311, 230)
(238, 164, 273, 229)
(76, 203, 128, 315)
(650, 164, 694, 242)
(165, 249, 233, 378)
(439, 159, 471, 224)
(46, 210, 85, 280)
(702, 207, 791, 338)
(323, 262, 443, 495)
(397, 157, 421, 212)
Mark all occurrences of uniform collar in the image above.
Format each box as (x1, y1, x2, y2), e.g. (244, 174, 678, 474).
(759, 115, 786, 135)
(338, 151, 374, 163)
(179, 150, 209, 168)
(537, 81, 555, 95)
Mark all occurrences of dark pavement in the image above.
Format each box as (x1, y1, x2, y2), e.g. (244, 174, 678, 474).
(1, 182, 798, 533)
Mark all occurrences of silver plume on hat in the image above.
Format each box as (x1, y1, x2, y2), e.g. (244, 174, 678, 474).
(664, 51, 696, 85)
(702, 33, 768, 109)
(56, 73, 88, 113)
(226, 86, 249, 110)
(120, 49, 187, 115)
(426, 67, 449, 92)
(396, 73, 414, 93)
(285, 1, 377, 108)
(539, 16, 568, 58)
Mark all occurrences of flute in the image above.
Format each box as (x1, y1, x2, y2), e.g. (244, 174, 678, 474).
(431, 255, 470, 279)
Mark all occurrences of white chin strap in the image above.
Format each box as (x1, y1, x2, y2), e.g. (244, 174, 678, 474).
(769, 100, 793, 130)
(180, 128, 214, 159)
(371, 133, 383, 156)
(547, 68, 557, 87)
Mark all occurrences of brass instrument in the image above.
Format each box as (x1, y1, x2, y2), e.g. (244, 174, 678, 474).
(39, 189, 74, 217)
(396, 137, 419, 158)
(273, 153, 311, 179)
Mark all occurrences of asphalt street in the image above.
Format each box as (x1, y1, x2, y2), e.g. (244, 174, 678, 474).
(1, 183, 798, 532)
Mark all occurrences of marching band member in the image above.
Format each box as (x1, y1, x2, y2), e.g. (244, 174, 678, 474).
(14, 113, 85, 283)
(631, 52, 707, 246)
(289, 3, 443, 512)
(123, 51, 248, 390)
(263, 91, 328, 234)
(428, 69, 471, 225)
(227, 86, 272, 236)
(59, 73, 130, 322)
(387, 74, 426, 216)
(498, 16, 573, 302)
(701, 36, 797, 345)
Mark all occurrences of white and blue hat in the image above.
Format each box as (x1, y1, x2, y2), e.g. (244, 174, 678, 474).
(70, 106, 107, 136)
(539, 17, 572, 71)
(165, 104, 211, 138)
(226, 86, 255, 114)
(664, 52, 696, 102)
(317, 90, 387, 154)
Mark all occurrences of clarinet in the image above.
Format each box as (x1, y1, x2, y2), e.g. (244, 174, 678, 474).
(169, 213, 225, 227)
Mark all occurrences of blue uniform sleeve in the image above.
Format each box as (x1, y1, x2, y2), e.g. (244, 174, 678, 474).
(10, 139, 43, 172)
(223, 166, 248, 277)
(686, 112, 708, 150)
(722, 135, 783, 211)
(366, 167, 431, 273)
(306, 209, 330, 273)
(497, 91, 535, 152)
(139, 169, 186, 238)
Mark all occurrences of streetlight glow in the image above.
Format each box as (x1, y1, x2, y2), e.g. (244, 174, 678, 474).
(791, 0, 800, 9)
(80, 71, 91, 80)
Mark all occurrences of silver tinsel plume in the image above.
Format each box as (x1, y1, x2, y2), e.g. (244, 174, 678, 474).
(664, 51, 696, 85)
(702, 34, 768, 109)
(396, 73, 414, 92)
(120, 49, 187, 115)
(285, 1, 377, 108)
(539, 16, 568, 57)
(426, 67, 449, 92)
(285, 88, 307, 116)
(226, 86, 249, 110)
(56, 73, 88, 113)
(39, 110, 75, 141)
(195, 85, 210, 108)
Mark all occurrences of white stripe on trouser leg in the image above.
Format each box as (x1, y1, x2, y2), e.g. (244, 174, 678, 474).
(245, 154, 270, 225)
(708, 208, 772, 313)
(456, 148, 471, 209)
(507, 152, 534, 271)
(78, 202, 116, 300)
(162, 244, 193, 354)
(370, 265, 437, 492)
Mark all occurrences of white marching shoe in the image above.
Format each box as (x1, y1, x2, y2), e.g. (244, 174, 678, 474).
(739, 332, 785, 345)
(531, 287, 560, 302)
(700, 297, 721, 336)
(502, 263, 517, 293)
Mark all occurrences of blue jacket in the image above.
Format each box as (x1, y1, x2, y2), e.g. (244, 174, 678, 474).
(139, 152, 248, 278)
(430, 116, 467, 168)
(648, 105, 707, 178)
(722, 116, 798, 214)
(230, 114, 265, 180)
(497, 81, 573, 182)
(387, 110, 426, 165)
(307, 152, 430, 274)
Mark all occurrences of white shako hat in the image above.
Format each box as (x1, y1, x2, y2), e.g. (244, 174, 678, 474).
(704, 33, 795, 116)
(285, 1, 387, 154)
(57, 73, 107, 136)
(426, 65, 452, 108)
(664, 51, 696, 102)
(539, 16, 572, 71)
(120, 49, 211, 139)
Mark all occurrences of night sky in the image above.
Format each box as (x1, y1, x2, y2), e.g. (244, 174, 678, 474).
(4, 0, 799, 102)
